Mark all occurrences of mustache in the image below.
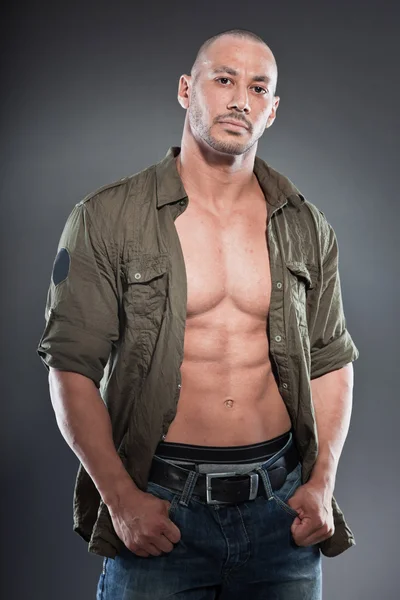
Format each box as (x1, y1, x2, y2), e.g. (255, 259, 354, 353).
(215, 114, 251, 130)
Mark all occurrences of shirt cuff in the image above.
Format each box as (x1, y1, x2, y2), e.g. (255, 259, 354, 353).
(310, 329, 359, 379)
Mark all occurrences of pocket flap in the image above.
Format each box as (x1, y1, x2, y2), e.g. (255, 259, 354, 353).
(285, 260, 315, 289)
(123, 254, 169, 284)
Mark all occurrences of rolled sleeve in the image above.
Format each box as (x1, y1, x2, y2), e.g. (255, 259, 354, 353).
(309, 219, 359, 379)
(37, 202, 119, 388)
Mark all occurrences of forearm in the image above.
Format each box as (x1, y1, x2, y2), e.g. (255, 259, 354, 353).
(48, 368, 141, 508)
(309, 362, 354, 490)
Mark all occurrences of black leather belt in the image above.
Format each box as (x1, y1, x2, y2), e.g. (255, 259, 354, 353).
(148, 438, 301, 505)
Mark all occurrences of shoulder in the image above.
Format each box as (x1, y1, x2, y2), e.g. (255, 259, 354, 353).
(301, 197, 333, 239)
(75, 163, 157, 217)
(261, 160, 337, 267)
(265, 160, 334, 244)
(299, 195, 336, 261)
(77, 176, 132, 207)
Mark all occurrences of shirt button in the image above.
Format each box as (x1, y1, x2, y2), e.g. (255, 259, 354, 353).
(178, 384, 182, 388)
(275, 335, 282, 342)
(134, 272, 141, 280)
(276, 282, 282, 289)
(179, 200, 185, 205)
(282, 383, 288, 389)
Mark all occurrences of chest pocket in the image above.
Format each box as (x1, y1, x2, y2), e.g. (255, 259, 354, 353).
(122, 254, 169, 319)
(285, 260, 316, 331)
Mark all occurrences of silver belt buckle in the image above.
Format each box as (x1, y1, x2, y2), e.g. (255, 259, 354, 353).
(205, 472, 259, 505)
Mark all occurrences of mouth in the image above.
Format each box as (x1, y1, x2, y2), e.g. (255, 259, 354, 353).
(218, 120, 249, 131)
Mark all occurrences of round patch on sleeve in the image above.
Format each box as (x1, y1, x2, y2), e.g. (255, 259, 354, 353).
(52, 247, 71, 286)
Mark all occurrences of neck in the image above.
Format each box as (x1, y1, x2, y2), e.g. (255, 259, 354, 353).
(176, 133, 259, 213)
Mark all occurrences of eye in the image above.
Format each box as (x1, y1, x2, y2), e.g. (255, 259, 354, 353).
(216, 77, 232, 85)
(252, 86, 268, 95)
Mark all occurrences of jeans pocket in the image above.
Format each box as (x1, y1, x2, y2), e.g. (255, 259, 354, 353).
(146, 481, 180, 519)
(273, 462, 302, 518)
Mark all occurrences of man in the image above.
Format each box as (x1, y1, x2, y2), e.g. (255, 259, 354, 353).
(37, 28, 359, 599)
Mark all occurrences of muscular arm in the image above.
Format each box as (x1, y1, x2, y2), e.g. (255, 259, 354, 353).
(49, 368, 142, 509)
(287, 363, 354, 546)
(308, 362, 354, 490)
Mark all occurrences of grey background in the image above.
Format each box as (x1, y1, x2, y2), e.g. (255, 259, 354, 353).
(1, 1, 398, 598)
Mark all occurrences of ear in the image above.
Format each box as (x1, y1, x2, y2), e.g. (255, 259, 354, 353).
(265, 95, 280, 129)
(177, 74, 191, 109)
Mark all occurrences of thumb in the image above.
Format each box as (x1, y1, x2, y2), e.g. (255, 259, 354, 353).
(291, 516, 302, 530)
(287, 492, 304, 516)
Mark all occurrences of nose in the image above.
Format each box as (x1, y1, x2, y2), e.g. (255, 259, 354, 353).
(227, 85, 250, 114)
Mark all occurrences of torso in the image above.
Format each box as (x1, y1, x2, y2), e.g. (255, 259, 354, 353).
(163, 182, 292, 446)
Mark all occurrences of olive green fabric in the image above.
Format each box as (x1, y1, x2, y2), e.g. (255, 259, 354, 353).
(37, 146, 359, 559)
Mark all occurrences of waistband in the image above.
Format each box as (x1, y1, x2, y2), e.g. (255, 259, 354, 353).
(154, 428, 294, 464)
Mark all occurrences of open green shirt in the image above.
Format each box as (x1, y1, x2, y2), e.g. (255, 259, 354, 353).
(37, 146, 359, 559)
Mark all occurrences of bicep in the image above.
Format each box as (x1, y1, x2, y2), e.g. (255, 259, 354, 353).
(37, 204, 119, 389)
(308, 222, 359, 379)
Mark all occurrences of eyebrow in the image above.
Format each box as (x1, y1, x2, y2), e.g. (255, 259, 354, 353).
(211, 65, 272, 84)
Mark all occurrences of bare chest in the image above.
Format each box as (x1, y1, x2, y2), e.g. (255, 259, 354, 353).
(174, 197, 271, 319)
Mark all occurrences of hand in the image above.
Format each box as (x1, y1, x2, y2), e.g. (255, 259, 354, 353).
(286, 480, 335, 546)
(107, 487, 182, 558)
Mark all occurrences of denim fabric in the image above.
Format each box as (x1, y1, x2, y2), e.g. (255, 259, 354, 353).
(96, 455, 321, 599)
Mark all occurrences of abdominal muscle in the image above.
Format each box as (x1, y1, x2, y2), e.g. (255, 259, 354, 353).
(163, 301, 292, 446)
(164, 188, 292, 446)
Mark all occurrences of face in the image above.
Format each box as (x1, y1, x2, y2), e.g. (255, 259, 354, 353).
(178, 36, 280, 156)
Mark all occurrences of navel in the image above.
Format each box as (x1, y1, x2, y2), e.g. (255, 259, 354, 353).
(224, 398, 234, 408)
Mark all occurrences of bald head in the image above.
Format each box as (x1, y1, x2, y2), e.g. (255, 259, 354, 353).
(191, 28, 278, 95)
(177, 28, 280, 157)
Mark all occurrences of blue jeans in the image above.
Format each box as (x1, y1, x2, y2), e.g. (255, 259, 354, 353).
(96, 453, 321, 599)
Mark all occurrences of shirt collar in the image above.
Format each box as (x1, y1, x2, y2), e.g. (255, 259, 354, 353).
(155, 146, 305, 210)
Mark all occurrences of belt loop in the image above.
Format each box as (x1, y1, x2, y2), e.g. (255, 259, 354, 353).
(254, 466, 275, 501)
(253, 432, 293, 501)
(178, 469, 200, 507)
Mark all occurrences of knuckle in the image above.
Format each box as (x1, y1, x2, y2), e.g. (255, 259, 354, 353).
(147, 532, 160, 544)
(141, 530, 154, 543)
(129, 542, 140, 552)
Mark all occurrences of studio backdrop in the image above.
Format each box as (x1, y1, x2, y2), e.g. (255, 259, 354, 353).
(1, 1, 398, 599)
